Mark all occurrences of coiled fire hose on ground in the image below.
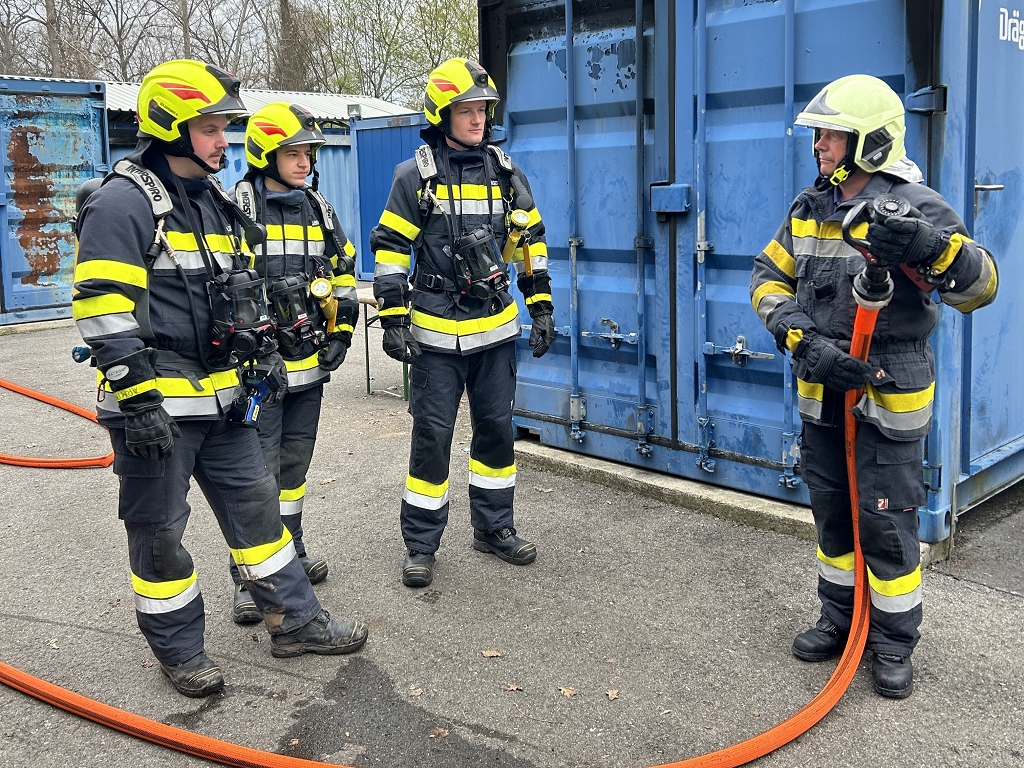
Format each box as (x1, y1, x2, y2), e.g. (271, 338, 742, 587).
(2, 205, 901, 768)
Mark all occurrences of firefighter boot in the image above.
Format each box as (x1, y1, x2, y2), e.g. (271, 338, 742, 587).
(270, 611, 368, 658)
(232, 583, 263, 625)
(792, 617, 849, 662)
(160, 651, 224, 697)
(473, 527, 537, 565)
(872, 653, 914, 698)
(402, 550, 435, 588)
(299, 555, 329, 585)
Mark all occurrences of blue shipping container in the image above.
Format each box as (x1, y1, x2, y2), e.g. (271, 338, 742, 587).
(480, 0, 1023, 542)
(0, 78, 107, 325)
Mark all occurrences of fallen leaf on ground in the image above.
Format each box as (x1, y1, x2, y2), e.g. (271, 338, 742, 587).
(607, 689, 619, 701)
(429, 727, 449, 739)
(504, 683, 523, 692)
(409, 688, 423, 697)
(559, 687, 577, 697)
(535, 487, 554, 493)
(319, 478, 336, 485)
(481, 649, 502, 658)
(605, 658, 615, 663)
(289, 739, 300, 745)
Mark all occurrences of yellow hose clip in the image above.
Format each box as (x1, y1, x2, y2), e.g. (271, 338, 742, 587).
(502, 209, 533, 274)
(310, 277, 337, 334)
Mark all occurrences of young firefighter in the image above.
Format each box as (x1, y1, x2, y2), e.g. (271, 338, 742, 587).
(73, 60, 367, 698)
(750, 75, 998, 698)
(227, 102, 359, 624)
(371, 58, 556, 588)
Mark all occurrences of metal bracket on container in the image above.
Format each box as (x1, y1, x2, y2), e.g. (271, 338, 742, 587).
(650, 182, 691, 222)
(634, 235, 655, 250)
(696, 417, 716, 473)
(636, 407, 655, 458)
(905, 85, 947, 115)
(569, 395, 586, 443)
(778, 431, 802, 489)
(703, 335, 775, 367)
(923, 462, 941, 492)
(580, 317, 637, 350)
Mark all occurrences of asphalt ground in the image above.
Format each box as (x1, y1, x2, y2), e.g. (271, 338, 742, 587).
(1, 318, 1022, 768)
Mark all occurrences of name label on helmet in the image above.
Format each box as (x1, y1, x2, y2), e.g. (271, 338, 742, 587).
(415, 145, 438, 181)
(112, 159, 174, 218)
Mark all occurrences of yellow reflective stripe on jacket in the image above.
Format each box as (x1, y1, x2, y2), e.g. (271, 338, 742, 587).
(333, 274, 357, 288)
(265, 223, 325, 241)
(865, 383, 935, 413)
(284, 352, 320, 372)
(379, 209, 421, 241)
(74, 259, 148, 289)
(164, 231, 237, 254)
(376, 249, 412, 268)
(73, 293, 135, 319)
(525, 207, 542, 228)
(98, 369, 239, 396)
(435, 183, 502, 200)
(379, 306, 408, 317)
(930, 232, 967, 274)
(751, 281, 795, 313)
(856, 382, 934, 437)
(525, 293, 552, 305)
(283, 352, 328, 388)
(796, 378, 824, 422)
(412, 302, 519, 336)
(945, 252, 998, 313)
(867, 565, 922, 613)
(791, 218, 866, 240)
(785, 328, 804, 352)
(763, 239, 795, 279)
(343, 240, 356, 257)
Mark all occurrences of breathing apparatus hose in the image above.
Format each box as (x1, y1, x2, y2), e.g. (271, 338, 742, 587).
(0, 378, 113, 469)
(0, 196, 904, 768)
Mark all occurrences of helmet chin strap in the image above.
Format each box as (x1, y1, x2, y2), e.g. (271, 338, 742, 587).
(158, 129, 224, 175)
(262, 152, 312, 190)
(816, 129, 859, 186)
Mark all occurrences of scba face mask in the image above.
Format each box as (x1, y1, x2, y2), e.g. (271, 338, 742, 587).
(453, 226, 509, 301)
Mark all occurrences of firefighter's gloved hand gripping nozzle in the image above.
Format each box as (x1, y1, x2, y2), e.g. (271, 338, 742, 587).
(842, 194, 908, 325)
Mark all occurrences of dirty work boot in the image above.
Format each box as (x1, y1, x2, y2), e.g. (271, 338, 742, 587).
(872, 653, 914, 698)
(232, 583, 262, 625)
(160, 651, 224, 697)
(299, 554, 329, 585)
(402, 550, 435, 588)
(792, 617, 849, 662)
(473, 527, 537, 565)
(270, 611, 368, 658)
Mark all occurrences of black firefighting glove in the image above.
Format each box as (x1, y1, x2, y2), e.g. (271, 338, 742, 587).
(381, 317, 421, 364)
(867, 214, 948, 268)
(318, 331, 351, 371)
(793, 332, 883, 392)
(101, 348, 180, 461)
(528, 310, 556, 358)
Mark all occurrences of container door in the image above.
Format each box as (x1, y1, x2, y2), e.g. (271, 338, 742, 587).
(689, 0, 919, 497)
(0, 83, 106, 324)
(962, 2, 1024, 500)
(351, 114, 426, 281)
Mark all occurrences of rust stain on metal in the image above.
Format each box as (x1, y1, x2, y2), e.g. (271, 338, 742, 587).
(7, 124, 70, 286)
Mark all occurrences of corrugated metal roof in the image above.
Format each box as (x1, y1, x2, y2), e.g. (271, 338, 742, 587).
(103, 81, 413, 122)
(0, 75, 414, 122)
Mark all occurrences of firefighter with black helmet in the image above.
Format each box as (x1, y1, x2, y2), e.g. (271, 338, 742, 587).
(226, 102, 359, 624)
(371, 58, 556, 588)
(73, 60, 367, 698)
(750, 75, 998, 698)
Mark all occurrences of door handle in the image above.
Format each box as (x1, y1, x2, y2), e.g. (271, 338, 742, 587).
(974, 182, 1005, 219)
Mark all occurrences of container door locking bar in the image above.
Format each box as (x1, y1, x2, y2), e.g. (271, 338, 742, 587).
(580, 317, 637, 349)
(702, 335, 775, 366)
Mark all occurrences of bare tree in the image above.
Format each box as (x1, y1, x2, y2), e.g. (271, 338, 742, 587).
(0, 0, 40, 75)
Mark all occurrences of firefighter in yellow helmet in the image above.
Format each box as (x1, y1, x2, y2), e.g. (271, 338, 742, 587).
(371, 58, 555, 587)
(750, 74, 998, 698)
(224, 102, 360, 623)
(72, 61, 367, 698)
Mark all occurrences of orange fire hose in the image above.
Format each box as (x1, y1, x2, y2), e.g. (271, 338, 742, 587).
(0, 324, 878, 768)
(0, 378, 113, 468)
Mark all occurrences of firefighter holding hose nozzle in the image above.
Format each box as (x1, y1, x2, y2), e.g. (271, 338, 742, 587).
(750, 75, 998, 698)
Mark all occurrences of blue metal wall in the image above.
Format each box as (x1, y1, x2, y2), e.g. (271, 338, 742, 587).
(350, 113, 427, 280)
(482, 0, 1020, 541)
(0, 79, 107, 325)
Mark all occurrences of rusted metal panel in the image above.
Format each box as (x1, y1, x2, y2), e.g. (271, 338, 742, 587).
(0, 78, 107, 325)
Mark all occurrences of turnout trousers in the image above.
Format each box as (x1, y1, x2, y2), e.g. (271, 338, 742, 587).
(111, 416, 321, 665)
(230, 384, 323, 584)
(801, 417, 926, 657)
(401, 341, 518, 554)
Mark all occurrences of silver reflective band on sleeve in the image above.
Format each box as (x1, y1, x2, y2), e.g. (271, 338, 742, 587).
(235, 539, 297, 581)
(375, 262, 409, 278)
(76, 312, 140, 339)
(134, 579, 202, 615)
